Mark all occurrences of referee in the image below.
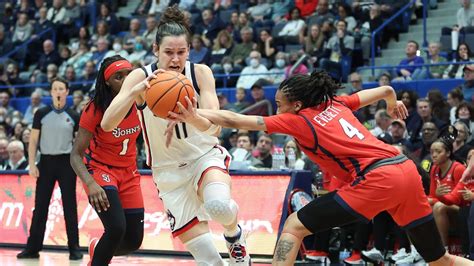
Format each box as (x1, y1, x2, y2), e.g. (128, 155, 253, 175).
(17, 77, 82, 260)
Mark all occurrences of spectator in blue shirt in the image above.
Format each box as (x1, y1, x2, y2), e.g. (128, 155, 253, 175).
(461, 64, 474, 103)
(394, 40, 425, 80)
(189, 35, 210, 65)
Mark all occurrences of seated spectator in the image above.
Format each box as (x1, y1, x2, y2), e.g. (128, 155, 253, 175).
(337, 3, 357, 32)
(2, 140, 28, 170)
(26, 6, 54, 65)
(422, 42, 448, 79)
(378, 72, 391, 86)
(210, 30, 234, 67)
(247, 0, 272, 22)
(268, 52, 288, 84)
(455, 102, 474, 135)
(14, 0, 36, 19)
(233, 12, 252, 43)
(134, 0, 151, 16)
(142, 15, 158, 50)
(453, 120, 472, 161)
(236, 51, 270, 89)
(79, 60, 97, 93)
(228, 87, 251, 112)
(461, 64, 474, 103)
(23, 90, 45, 125)
(306, 0, 335, 27)
(60, 0, 81, 41)
(390, 119, 411, 146)
(91, 21, 113, 46)
(64, 65, 82, 92)
(407, 98, 446, 151)
(31, 39, 62, 83)
(72, 90, 84, 114)
(245, 82, 270, 116)
(319, 20, 354, 80)
(217, 92, 231, 110)
(428, 89, 450, 122)
(12, 12, 33, 45)
(47, 0, 66, 25)
(123, 18, 142, 53)
(447, 87, 464, 124)
(254, 29, 276, 66)
(0, 138, 9, 166)
(195, 8, 224, 47)
(46, 63, 59, 84)
(283, 139, 305, 169)
(148, 0, 170, 15)
(229, 132, 257, 162)
(303, 24, 325, 64)
(413, 121, 439, 169)
(347, 72, 364, 94)
(90, 37, 110, 67)
(357, 4, 384, 61)
(3, 62, 26, 96)
(0, 25, 13, 57)
(213, 0, 234, 11)
(398, 89, 419, 127)
(286, 51, 308, 78)
(67, 43, 93, 78)
(443, 43, 472, 79)
(443, 0, 474, 51)
(393, 40, 425, 81)
(214, 56, 239, 88)
(370, 109, 392, 137)
(104, 38, 129, 60)
(69, 26, 92, 53)
(128, 37, 147, 66)
(252, 133, 273, 169)
(228, 26, 255, 69)
(97, 3, 120, 34)
(189, 35, 210, 65)
(276, 7, 306, 45)
(271, 0, 294, 23)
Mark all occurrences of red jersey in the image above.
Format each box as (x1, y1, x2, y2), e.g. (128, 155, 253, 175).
(264, 94, 399, 184)
(80, 102, 141, 168)
(428, 161, 465, 204)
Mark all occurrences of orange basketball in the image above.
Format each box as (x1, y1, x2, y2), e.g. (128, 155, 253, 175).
(145, 71, 195, 119)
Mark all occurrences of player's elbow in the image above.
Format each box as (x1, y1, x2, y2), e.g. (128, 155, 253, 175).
(382, 86, 394, 97)
(101, 121, 114, 132)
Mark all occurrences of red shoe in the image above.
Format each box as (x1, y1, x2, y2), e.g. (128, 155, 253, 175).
(87, 238, 99, 266)
(306, 250, 331, 263)
(344, 250, 363, 264)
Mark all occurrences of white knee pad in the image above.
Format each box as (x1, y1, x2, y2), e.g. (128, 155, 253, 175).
(184, 233, 224, 266)
(203, 182, 238, 226)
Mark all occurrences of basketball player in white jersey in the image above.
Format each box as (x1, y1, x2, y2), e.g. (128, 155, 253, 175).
(101, 5, 250, 266)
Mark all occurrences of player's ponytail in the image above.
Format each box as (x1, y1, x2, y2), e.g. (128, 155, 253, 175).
(278, 70, 341, 109)
(155, 5, 191, 45)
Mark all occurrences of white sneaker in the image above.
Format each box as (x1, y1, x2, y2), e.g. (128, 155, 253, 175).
(361, 247, 384, 263)
(224, 225, 251, 265)
(395, 251, 423, 264)
(390, 248, 409, 262)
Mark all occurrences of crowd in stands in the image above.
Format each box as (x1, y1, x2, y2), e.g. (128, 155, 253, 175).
(0, 0, 473, 263)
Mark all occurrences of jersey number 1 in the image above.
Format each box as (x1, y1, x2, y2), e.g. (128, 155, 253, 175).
(119, 138, 130, 155)
(339, 118, 364, 140)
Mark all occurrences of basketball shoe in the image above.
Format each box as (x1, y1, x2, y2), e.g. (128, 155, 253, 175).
(224, 225, 251, 265)
(343, 250, 363, 265)
(87, 238, 99, 266)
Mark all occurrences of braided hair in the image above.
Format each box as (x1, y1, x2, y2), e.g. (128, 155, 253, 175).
(155, 5, 191, 46)
(92, 55, 127, 113)
(433, 125, 458, 160)
(278, 70, 341, 109)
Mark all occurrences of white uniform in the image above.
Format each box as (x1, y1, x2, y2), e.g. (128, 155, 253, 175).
(138, 61, 231, 237)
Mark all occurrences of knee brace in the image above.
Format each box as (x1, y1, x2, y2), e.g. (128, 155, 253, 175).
(203, 182, 238, 226)
(184, 233, 224, 266)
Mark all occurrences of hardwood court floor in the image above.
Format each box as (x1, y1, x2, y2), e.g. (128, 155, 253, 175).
(0, 248, 271, 266)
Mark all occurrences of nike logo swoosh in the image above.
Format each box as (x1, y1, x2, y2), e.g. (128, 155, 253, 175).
(116, 63, 124, 67)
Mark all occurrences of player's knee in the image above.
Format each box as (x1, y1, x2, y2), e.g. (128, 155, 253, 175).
(185, 233, 225, 266)
(105, 220, 126, 241)
(282, 213, 310, 239)
(203, 199, 238, 226)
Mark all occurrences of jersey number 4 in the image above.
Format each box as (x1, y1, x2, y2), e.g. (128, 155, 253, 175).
(339, 118, 364, 140)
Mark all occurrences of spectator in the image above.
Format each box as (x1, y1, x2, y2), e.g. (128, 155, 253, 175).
(195, 8, 224, 47)
(443, 43, 472, 79)
(210, 30, 234, 67)
(319, 20, 354, 80)
(127, 37, 147, 66)
(2, 140, 28, 170)
(453, 120, 472, 161)
(24, 90, 45, 125)
(142, 15, 158, 50)
(247, 0, 272, 22)
(12, 12, 33, 45)
(36, 39, 62, 74)
(0, 91, 17, 117)
(214, 56, 239, 88)
(217, 92, 232, 110)
(0, 138, 9, 165)
(268, 52, 288, 84)
(3, 62, 26, 96)
(236, 51, 270, 89)
(69, 26, 91, 52)
(31, 6, 54, 45)
(246, 83, 270, 116)
(104, 38, 129, 60)
(68, 43, 93, 78)
(283, 139, 305, 169)
(303, 24, 326, 64)
(378, 72, 391, 86)
(394, 40, 425, 81)
(271, 0, 295, 23)
(370, 109, 393, 137)
(60, 0, 81, 41)
(447, 87, 464, 124)
(348, 72, 364, 94)
(79, 60, 97, 93)
(252, 133, 273, 168)
(358, 4, 384, 61)
(390, 119, 411, 146)
(148, 0, 170, 15)
(453, 0, 474, 35)
(91, 21, 113, 46)
(286, 51, 308, 78)
(47, 0, 66, 24)
(398, 89, 419, 126)
(97, 3, 120, 34)
(90, 37, 110, 67)
(229, 26, 255, 69)
(414, 121, 439, 170)
(455, 102, 474, 135)
(229, 132, 259, 165)
(189, 35, 210, 65)
(276, 7, 306, 44)
(254, 28, 276, 66)
(21, 127, 31, 158)
(426, 42, 448, 79)
(0, 25, 13, 56)
(46, 64, 59, 84)
(134, 0, 151, 16)
(306, 0, 335, 26)
(213, 0, 233, 11)
(123, 18, 142, 53)
(408, 98, 446, 151)
(428, 89, 450, 122)
(337, 3, 357, 32)
(72, 90, 84, 114)
(461, 64, 474, 102)
(228, 87, 251, 112)
(64, 65, 82, 92)
(15, 0, 36, 19)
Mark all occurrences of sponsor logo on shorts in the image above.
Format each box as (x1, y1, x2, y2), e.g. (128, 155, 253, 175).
(166, 210, 176, 231)
(102, 174, 110, 183)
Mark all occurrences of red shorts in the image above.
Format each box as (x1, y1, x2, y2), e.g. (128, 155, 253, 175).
(84, 160, 144, 210)
(335, 160, 432, 228)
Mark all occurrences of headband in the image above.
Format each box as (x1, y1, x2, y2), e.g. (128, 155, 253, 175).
(104, 60, 133, 81)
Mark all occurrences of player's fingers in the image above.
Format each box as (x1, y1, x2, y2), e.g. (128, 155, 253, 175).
(184, 96, 193, 111)
(401, 104, 408, 118)
(193, 97, 198, 108)
(176, 102, 188, 115)
(98, 193, 108, 211)
(90, 196, 102, 213)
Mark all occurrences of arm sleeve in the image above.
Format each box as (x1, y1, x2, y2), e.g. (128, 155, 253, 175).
(337, 94, 361, 111)
(439, 182, 465, 206)
(32, 107, 48, 130)
(79, 103, 102, 134)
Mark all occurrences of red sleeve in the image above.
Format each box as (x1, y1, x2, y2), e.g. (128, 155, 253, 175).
(452, 163, 466, 184)
(336, 94, 360, 111)
(264, 113, 307, 137)
(428, 169, 439, 204)
(79, 102, 102, 133)
(439, 182, 465, 206)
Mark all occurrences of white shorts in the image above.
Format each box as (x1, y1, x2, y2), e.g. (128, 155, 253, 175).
(152, 145, 231, 237)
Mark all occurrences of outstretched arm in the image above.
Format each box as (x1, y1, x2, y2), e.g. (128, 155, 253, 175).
(198, 109, 267, 131)
(356, 86, 408, 120)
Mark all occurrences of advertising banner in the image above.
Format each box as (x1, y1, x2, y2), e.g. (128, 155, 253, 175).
(0, 174, 290, 255)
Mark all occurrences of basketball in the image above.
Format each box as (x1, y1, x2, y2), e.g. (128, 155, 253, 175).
(145, 71, 195, 119)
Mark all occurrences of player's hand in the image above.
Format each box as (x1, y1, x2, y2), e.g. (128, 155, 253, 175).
(29, 164, 40, 179)
(164, 120, 177, 148)
(435, 181, 451, 196)
(459, 188, 474, 201)
(131, 70, 160, 95)
(87, 182, 110, 213)
(387, 100, 408, 120)
(461, 162, 474, 182)
(168, 96, 200, 124)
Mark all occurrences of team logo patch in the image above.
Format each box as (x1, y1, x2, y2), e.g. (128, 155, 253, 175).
(102, 173, 110, 182)
(166, 210, 176, 231)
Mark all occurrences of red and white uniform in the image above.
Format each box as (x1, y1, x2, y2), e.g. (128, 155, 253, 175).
(80, 102, 143, 209)
(429, 161, 465, 205)
(264, 94, 433, 227)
